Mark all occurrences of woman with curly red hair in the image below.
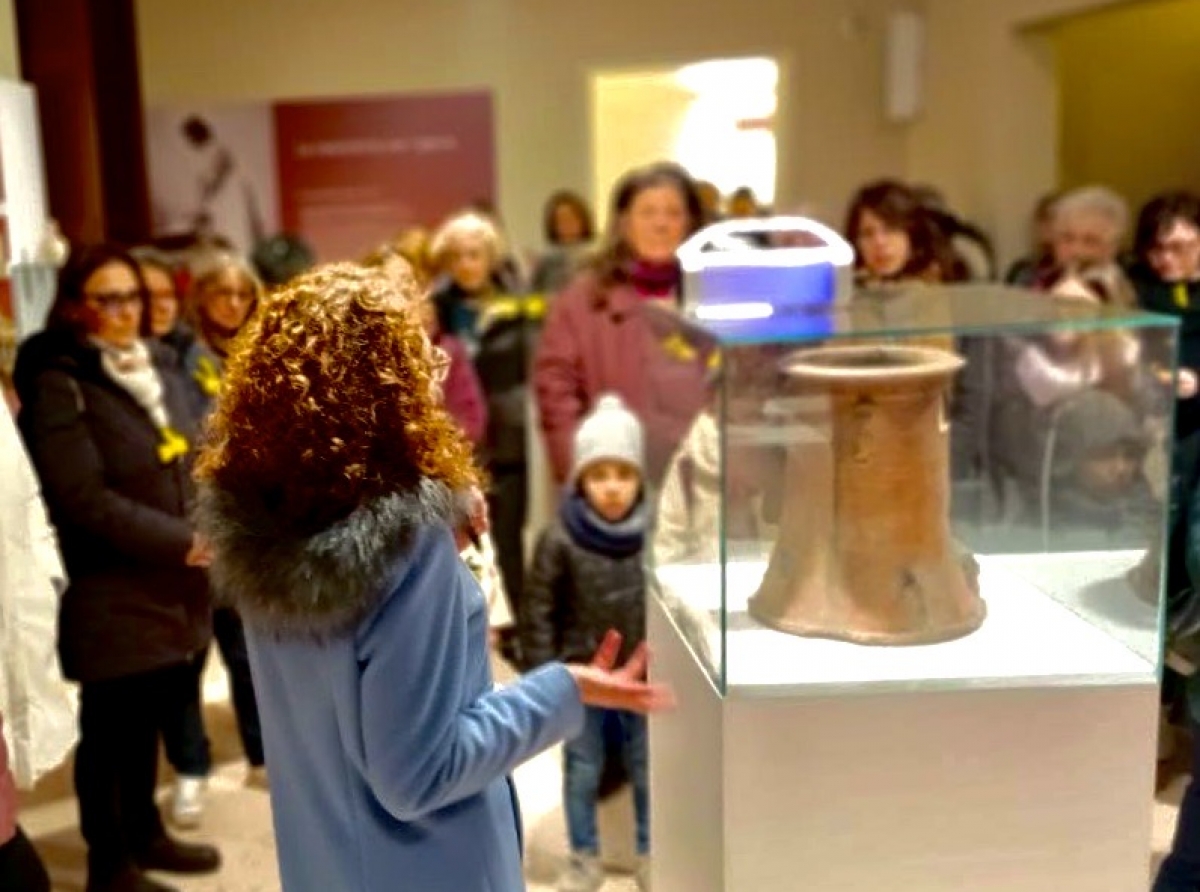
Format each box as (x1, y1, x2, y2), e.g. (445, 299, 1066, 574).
(194, 262, 670, 892)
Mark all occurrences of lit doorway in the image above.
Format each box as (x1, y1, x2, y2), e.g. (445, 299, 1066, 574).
(589, 57, 779, 227)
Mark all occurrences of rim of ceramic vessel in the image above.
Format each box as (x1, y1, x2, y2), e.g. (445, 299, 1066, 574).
(781, 343, 965, 383)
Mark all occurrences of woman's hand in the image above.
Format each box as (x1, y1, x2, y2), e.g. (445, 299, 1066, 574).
(185, 533, 214, 568)
(567, 630, 676, 714)
(1153, 367, 1199, 398)
(467, 486, 489, 536)
(455, 487, 489, 551)
(1181, 368, 1199, 399)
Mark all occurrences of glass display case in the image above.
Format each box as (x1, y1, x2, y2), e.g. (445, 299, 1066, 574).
(649, 282, 1180, 697)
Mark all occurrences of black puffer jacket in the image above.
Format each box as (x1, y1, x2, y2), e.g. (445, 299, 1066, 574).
(520, 514, 645, 670)
(14, 328, 211, 683)
(431, 278, 543, 468)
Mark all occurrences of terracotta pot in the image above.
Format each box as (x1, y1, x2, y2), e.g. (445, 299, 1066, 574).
(748, 344, 985, 645)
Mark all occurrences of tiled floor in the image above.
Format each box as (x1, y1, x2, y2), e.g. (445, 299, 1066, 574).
(17, 655, 1187, 891)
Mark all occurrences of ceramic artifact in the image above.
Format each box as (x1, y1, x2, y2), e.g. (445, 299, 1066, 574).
(749, 343, 986, 645)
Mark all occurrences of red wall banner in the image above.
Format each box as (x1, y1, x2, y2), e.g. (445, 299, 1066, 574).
(274, 92, 495, 261)
(146, 91, 496, 262)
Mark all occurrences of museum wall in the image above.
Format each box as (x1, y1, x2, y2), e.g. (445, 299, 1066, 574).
(134, 0, 912, 247)
(0, 0, 18, 78)
(1053, 0, 1200, 214)
(136, 0, 1144, 257)
(906, 0, 1143, 263)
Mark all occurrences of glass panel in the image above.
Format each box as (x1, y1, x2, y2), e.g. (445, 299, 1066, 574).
(649, 284, 1178, 697)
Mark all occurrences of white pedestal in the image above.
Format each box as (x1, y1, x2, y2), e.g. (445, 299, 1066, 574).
(648, 590, 1160, 891)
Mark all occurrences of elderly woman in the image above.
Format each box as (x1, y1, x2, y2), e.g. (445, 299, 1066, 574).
(13, 245, 220, 892)
(194, 262, 670, 892)
(429, 211, 538, 624)
(1031, 186, 1138, 306)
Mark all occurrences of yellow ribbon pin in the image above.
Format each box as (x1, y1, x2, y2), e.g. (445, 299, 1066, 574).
(1175, 282, 1190, 310)
(157, 426, 190, 465)
(661, 332, 697, 362)
(193, 355, 223, 398)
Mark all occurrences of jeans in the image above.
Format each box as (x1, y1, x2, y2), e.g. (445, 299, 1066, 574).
(563, 707, 649, 856)
(1155, 724, 1200, 891)
(160, 651, 210, 776)
(77, 664, 192, 879)
(160, 607, 266, 774)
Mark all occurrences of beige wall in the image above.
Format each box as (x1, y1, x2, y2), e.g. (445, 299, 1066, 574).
(1053, 0, 1200, 213)
(0, 0, 17, 79)
(137, 0, 1149, 259)
(908, 0, 1143, 262)
(136, 0, 910, 247)
(590, 70, 695, 230)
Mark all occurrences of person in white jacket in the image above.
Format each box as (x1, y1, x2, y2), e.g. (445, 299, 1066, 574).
(0, 401, 76, 892)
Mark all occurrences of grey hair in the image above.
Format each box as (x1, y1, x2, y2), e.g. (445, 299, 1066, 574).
(430, 210, 506, 266)
(1053, 186, 1130, 240)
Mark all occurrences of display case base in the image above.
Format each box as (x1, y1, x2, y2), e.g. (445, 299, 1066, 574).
(647, 595, 1158, 892)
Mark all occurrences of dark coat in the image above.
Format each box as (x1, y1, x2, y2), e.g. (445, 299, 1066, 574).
(1131, 267, 1200, 439)
(13, 329, 210, 683)
(520, 515, 645, 670)
(431, 278, 541, 468)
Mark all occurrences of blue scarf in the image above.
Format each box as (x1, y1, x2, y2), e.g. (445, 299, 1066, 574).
(561, 492, 646, 559)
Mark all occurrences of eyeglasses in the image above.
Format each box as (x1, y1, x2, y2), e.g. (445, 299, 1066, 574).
(84, 289, 143, 315)
(1150, 238, 1200, 258)
(430, 344, 450, 384)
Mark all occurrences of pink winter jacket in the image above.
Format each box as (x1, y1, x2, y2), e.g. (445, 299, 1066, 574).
(534, 273, 714, 487)
(1, 712, 16, 846)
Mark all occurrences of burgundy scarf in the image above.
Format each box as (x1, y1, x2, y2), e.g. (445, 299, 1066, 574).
(625, 259, 681, 300)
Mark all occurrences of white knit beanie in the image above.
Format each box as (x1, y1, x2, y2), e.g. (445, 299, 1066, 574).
(572, 393, 644, 485)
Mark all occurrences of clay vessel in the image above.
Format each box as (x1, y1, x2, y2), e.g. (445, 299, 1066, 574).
(749, 344, 985, 645)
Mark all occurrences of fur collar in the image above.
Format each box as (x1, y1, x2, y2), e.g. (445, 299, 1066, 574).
(195, 478, 464, 638)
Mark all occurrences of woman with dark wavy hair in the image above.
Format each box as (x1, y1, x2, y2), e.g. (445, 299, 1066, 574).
(845, 179, 964, 286)
(194, 262, 670, 892)
(14, 244, 220, 892)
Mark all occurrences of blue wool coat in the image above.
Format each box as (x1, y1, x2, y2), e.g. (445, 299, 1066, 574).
(197, 480, 584, 892)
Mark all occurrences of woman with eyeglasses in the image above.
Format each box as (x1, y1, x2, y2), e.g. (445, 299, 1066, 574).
(12, 245, 221, 892)
(1133, 197, 1200, 888)
(1132, 192, 1200, 413)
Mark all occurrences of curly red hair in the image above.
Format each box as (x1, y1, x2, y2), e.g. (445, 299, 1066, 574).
(195, 261, 480, 529)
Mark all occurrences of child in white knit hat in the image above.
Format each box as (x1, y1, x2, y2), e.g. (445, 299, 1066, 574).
(521, 393, 651, 892)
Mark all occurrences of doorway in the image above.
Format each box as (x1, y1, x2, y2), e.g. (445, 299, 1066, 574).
(589, 56, 779, 227)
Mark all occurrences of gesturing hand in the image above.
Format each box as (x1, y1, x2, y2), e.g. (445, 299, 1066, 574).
(186, 533, 214, 568)
(567, 630, 676, 714)
(1181, 368, 1199, 400)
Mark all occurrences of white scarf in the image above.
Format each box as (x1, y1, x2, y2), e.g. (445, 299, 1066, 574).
(92, 338, 170, 430)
